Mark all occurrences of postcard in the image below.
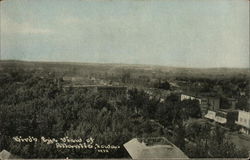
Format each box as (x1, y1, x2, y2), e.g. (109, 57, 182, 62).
(0, 0, 249, 159)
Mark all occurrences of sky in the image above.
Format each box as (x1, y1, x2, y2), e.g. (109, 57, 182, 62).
(0, 0, 249, 68)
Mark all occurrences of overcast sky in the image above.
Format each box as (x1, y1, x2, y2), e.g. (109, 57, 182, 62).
(0, 0, 249, 68)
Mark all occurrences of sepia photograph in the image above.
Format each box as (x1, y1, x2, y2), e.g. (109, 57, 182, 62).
(0, 0, 249, 159)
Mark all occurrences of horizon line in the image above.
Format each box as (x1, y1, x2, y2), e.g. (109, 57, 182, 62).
(0, 59, 250, 70)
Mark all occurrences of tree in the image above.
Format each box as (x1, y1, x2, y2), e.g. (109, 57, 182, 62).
(236, 96, 249, 111)
(220, 96, 230, 109)
(121, 70, 131, 83)
(153, 79, 170, 90)
(181, 99, 201, 118)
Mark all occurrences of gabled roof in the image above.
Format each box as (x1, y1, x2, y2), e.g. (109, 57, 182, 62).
(124, 137, 189, 159)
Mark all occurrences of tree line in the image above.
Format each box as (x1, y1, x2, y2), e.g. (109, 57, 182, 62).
(0, 68, 248, 158)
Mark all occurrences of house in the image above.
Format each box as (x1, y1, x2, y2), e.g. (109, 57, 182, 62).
(205, 110, 227, 124)
(235, 110, 250, 135)
(181, 94, 202, 104)
(123, 137, 189, 159)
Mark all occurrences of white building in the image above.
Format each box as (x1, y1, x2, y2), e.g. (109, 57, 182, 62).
(204, 109, 239, 127)
(235, 110, 250, 135)
(180, 94, 202, 104)
(204, 110, 216, 120)
(204, 110, 227, 124)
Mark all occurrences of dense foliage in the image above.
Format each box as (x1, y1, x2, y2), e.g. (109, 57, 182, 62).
(0, 67, 248, 158)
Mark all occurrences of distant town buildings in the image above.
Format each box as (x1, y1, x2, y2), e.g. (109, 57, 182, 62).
(204, 109, 250, 135)
(204, 109, 238, 127)
(180, 93, 220, 113)
(235, 110, 250, 135)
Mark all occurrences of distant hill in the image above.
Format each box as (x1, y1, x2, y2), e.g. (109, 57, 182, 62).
(0, 60, 249, 79)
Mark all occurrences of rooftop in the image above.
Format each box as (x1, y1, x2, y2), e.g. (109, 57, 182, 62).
(124, 137, 189, 159)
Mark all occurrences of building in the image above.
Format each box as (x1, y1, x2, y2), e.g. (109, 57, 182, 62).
(201, 97, 220, 111)
(181, 93, 220, 114)
(204, 110, 216, 121)
(204, 109, 238, 128)
(181, 94, 202, 104)
(227, 98, 237, 109)
(123, 137, 189, 159)
(235, 110, 250, 135)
